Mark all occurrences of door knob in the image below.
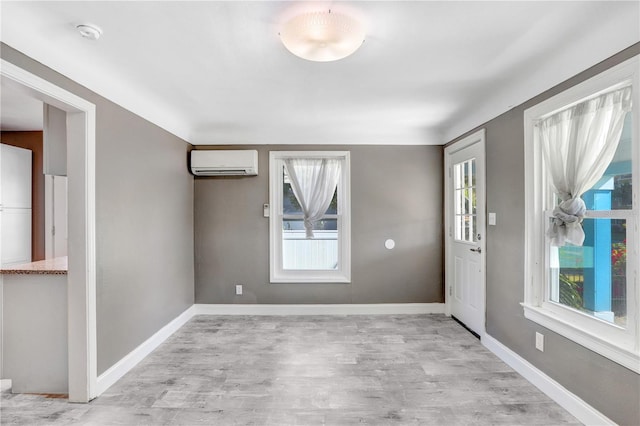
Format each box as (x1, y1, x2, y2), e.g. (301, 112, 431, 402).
(470, 247, 482, 253)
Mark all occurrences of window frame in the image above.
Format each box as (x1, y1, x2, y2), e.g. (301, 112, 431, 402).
(523, 56, 640, 373)
(269, 151, 351, 283)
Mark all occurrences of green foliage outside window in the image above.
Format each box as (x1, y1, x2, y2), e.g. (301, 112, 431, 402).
(559, 274, 584, 310)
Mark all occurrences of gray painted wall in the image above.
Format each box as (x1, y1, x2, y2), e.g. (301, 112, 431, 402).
(448, 43, 640, 425)
(194, 145, 443, 304)
(1, 44, 195, 375)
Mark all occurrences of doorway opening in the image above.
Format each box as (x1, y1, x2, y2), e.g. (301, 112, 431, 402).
(1, 59, 97, 402)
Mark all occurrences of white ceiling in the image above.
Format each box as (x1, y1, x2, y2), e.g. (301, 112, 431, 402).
(1, 1, 638, 145)
(1, 77, 43, 131)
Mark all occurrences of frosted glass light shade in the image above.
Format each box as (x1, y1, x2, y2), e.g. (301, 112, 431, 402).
(280, 11, 365, 62)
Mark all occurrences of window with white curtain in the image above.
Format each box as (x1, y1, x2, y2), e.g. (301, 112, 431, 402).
(269, 151, 351, 283)
(523, 56, 639, 372)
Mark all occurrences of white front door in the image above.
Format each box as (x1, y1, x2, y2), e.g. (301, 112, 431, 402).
(445, 129, 486, 336)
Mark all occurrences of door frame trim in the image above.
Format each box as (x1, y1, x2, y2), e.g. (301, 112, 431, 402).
(444, 128, 487, 337)
(1, 59, 97, 402)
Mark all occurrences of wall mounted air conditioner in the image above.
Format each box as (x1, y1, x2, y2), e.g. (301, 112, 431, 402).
(190, 150, 258, 176)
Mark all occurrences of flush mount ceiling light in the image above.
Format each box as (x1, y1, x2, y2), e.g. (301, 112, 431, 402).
(279, 10, 365, 62)
(76, 24, 102, 40)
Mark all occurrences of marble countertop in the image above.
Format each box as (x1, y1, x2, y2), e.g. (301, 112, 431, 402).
(1, 256, 68, 275)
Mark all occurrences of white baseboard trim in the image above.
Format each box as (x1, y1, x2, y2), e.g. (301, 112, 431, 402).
(95, 305, 196, 396)
(482, 333, 614, 426)
(193, 303, 445, 316)
(0, 379, 12, 392)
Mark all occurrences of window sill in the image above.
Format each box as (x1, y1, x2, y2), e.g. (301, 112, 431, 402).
(522, 303, 639, 373)
(270, 273, 351, 284)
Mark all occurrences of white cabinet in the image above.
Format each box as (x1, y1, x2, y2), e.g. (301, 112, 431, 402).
(1, 209, 31, 266)
(1, 144, 31, 208)
(1, 143, 32, 267)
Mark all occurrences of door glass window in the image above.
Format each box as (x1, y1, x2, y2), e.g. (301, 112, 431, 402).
(454, 158, 477, 242)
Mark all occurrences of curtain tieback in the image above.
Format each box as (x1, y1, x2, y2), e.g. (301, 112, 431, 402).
(547, 197, 587, 247)
(303, 218, 315, 239)
(551, 197, 586, 228)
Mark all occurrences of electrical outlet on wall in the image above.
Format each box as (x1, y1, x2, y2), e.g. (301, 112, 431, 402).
(535, 332, 544, 352)
(235, 285, 243, 296)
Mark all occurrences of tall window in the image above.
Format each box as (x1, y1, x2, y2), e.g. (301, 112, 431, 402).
(548, 112, 632, 327)
(523, 56, 639, 372)
(269, 151, 351, 283)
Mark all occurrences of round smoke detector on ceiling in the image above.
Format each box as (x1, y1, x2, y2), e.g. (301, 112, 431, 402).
(76, 24, 102, 40)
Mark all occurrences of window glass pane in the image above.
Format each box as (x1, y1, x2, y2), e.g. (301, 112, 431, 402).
(612, 174, 632, 210)
(463, 189, 468, 214)
(283, 168, 303, 214)
(283, 218, 337, 231)
(454, 163, 462, 190)
(283, 181, 303, 214)
(283, 169, 338, 214)
(549, 218, 627, 326)
(464, 215, 471, 241)
(282, 219, 338, 270)
(325, 189, 338, 215)
(461, 216, 469, 241)
(470, 215, 476, 242)
(469, 215, 474, 241)
(582, 112, 632, 211)
(454, 213, 478, 243)
(471, 160, 476, 187)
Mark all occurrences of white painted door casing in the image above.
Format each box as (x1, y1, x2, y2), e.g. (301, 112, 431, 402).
(1, 59, 97, 402)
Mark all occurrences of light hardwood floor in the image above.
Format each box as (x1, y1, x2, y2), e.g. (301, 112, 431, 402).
(1, 315, 579, 425)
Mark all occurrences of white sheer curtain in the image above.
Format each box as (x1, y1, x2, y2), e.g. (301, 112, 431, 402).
(284, 158, 341, 239)
(537, 86, 632, 246)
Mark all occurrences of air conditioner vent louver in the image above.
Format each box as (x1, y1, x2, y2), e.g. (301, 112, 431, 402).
(190, 150, 258, 176)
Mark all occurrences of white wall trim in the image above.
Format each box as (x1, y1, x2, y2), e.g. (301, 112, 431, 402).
(482, 333, 615, 426)
(95, 306, 195, 396)
(193, 303, 445, 316)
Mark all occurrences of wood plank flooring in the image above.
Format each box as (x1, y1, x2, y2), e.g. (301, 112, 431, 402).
(1, 315, 580, 425)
